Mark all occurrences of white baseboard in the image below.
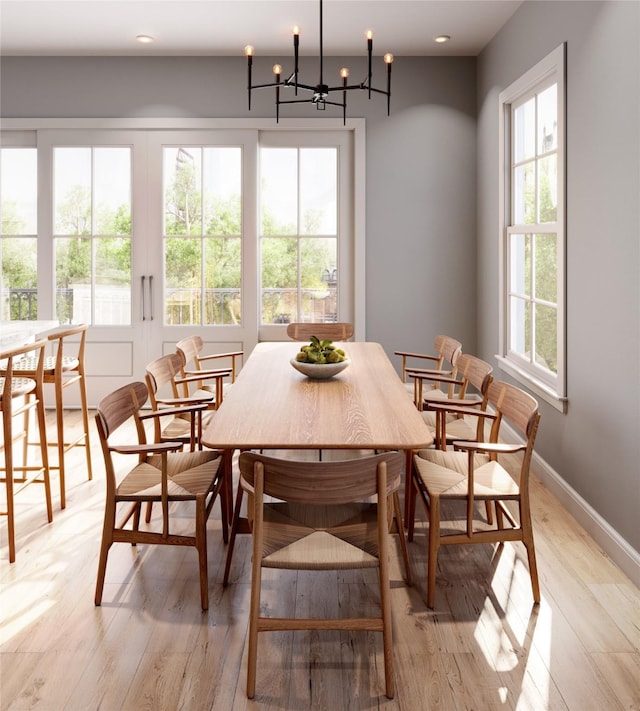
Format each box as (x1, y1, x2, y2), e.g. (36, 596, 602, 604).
(530, 448, 640, 588)
(500, 420, 640, 588)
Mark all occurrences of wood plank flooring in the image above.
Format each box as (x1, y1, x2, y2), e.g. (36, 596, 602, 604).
(1, 410, 639, 710)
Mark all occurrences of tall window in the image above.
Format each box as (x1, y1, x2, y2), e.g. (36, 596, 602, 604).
(0, 146, 38, 320)
(260, 145, 339, 325)
(53, 146, 132, 325)
(499, 44, 566, 411)
(162, 146, 242, 325)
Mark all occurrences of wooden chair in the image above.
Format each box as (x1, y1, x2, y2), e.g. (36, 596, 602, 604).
(175, 335, 242, 410)
(240, 450, 406, 699)
(286, 322, 354, 341)
(94, 381, 224, 610)
(13, 324, 92, 509)
(1, 340, 53, 563)
(395, 334, 462, 404)
(145, 352, 225, 450)
(411, 352, 493, 450)
(408, 380, 541, 608)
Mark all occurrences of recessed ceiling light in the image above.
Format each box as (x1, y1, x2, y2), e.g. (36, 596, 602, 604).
(136, 35, 155, 44)
(434, 35, 451, 44)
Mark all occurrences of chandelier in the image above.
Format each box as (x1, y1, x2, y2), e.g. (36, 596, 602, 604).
(244, 0, 393, 123)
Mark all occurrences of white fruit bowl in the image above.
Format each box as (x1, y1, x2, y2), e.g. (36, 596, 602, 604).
(289, 357, 350, 379)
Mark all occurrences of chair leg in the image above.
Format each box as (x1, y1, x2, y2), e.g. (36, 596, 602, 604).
(246, 548, 262, 699)
(54, 375, 66, 509)
(95, 501, 115, 605)
(223, 485, 244, 586)
(78, 371, 93, 480)
(34, 391, 53, 523)
(427, 495, 441, 609)
(196, 495, 209, 611)
(407, 473, 418, 543)
(3, 411, 16, 563)
(379, 545, 395, 699)
(521, 504, 540, 604)
(392, 491, 412, 586)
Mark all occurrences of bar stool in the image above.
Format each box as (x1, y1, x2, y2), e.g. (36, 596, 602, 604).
(14, 324, 92, 508)
(1, 339, 53, 563)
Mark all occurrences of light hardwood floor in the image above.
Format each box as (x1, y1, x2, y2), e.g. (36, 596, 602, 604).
(1, 410, 639, 710)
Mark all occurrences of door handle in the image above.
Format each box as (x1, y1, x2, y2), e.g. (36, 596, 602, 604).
(141, 275, 146, 321)
(148, 275, 154, 321)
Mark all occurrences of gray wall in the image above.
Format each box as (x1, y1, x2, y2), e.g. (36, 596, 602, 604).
(0, 54, 478, 357)
(477, 0, 640, 554)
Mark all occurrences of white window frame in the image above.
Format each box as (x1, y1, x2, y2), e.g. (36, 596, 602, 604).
(498, 44, 567, 413)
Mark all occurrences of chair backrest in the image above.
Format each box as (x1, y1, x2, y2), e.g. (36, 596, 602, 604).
(485, 380, 540, 486)
(239, 450, 404, 506)
(454, 353, 493, 401)
(433, 335, 462, 372)
(95, 380, 149, 442)
(175, 335, 202, 372)
(286, 322, 354, 342)
(145, 352, 183, 405)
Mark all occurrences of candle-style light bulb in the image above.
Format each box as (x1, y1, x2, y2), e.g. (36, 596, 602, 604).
(384, 53, 394, 65)
(244, 45, 254, 57)
(340, 67, 349, 79)
(273, 64, 282, 76)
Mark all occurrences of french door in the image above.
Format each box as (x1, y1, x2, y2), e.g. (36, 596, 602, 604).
(26, 126, 355, 405)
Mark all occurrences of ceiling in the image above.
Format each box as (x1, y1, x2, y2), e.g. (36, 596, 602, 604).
(0, 0, 523, 57)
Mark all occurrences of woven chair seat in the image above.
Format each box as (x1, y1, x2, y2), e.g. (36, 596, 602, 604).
(259, 501, 381, 567)
(13, 355, 79, 376)
(116, 452, 221, 499)
(0, 377, 36, 399)
(414, 449, 520, 499)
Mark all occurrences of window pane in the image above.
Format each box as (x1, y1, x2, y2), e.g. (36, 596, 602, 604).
(204, 147, 242, 235)
(204, 237, 241, 325)
(261, 148, 297, 235)
(261, 237, 297, 323)
(535, 303, 557, 374)
(509, 296, 530, 359)
(94, 148, 132, 235)
(95, 237, 131, 325)
(509, 233, 530, 296)
(54, 147, 91, 235)
(1, 148, 37, 235)
(300, 238, 337, 323)
(164, 147, 203, 236)
(513, 162, 535, 224)
(534, 233, 557, 303)
(1, 237, 37, 319)
(165, 237, 201, 325)
(538, 154, 557, 223)
(55, 237, 91, 323)
(299, 148, 337, 235)
(538, 84, 557, 154)
(513, 98, 535, 163)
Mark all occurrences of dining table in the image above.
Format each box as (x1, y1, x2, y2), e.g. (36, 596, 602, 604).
(201, 340, 434, 584)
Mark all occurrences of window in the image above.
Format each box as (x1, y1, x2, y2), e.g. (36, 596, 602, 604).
(162, 145, 242, 325)
(0, 144, 38, 320)
(53, 146, 132, 325)
(498, 44, 567, 412)
(260, 145, 338, 325)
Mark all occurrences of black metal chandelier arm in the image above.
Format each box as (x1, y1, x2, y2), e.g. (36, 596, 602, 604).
(282, 80, 318, 93)
(277, 98, 346, 108)
(325, 83, 387, 94)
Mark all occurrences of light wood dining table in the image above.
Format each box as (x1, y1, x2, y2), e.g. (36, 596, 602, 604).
(201, 340, 434, 583)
